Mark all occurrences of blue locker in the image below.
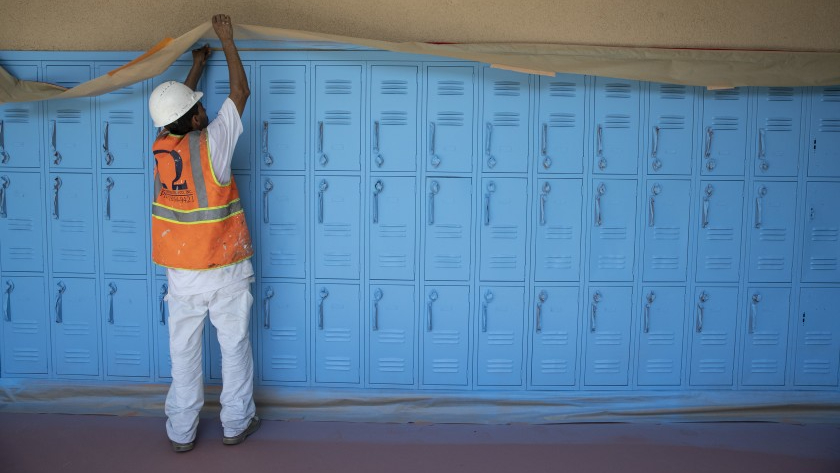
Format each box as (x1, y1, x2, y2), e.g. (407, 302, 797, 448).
(314, 65, 362, 171)
(476, 286, 525, 386)
(315, 283, 361, 384)
(103, 278, 150, 378)
(643, 179, 690, 282)
(234, 172, 255, 251)
(741, 287, 790, 386)
(696, 180, 744, 282)
(207, 319, 222, 383)
(45, 64, 93, 169)
(584, 286, 632, 386)
(204, 62, 253, 171)
(748, 181, 797, 282)
(593, 78, 640, 175)
(754, 87, 801, 177)
(530, 286, 580, 387)
(368, 284, 416, 385)
(795, 288, 840, 386)
(101, 173, 146, 275)
(314, 176, 360, 280)
(52, 277, 99, 376)
(261, 175, 306, 279)
(808, 86, 840, 177)
(636, 286, 686, 386)
(537, 74, 585, 174)
(49, 173, 96, 274)
(422, 285, 470, 386)
(424, 177, 472, 281)
(689, 287, 738, 386)
(0, 63, 41, 168)
(0, 172, 45, 272)
(802, 182, 840, 282)
(534, 178, 583, 282)
(482, 67, 531, 173)
(153, 278, 171, 380)
(259, 64, 307, 171)
(426, 66, 475, 173)
(370, 176, 416, 281)
(96, 63, 145, 169)
(260, 282, 307, 382)
(648, 84, 695, 175)
(1, 276, 49, 375)
(701, 88, 748, 176)
(370, 65, 419, 172)
(480, 178, 527, 281)
(589, 179, 637, 282)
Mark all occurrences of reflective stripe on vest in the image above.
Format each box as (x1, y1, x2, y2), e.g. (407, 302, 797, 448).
(152, 199, 244, 223)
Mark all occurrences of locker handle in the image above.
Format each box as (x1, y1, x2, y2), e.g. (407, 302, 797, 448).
(372, 288, 383, 331)
(51, 120, 62, 165)
(373, 180, 383, 224)
(52, 176, 62, 220)
(702, 184, 714, 228)
(758, 128, 766, 158)
(318, 287, 329, 330)
(594, 183, 606, 227)
(485, 123, 496, 168)
(159, 283, 168, 326)
(262, 178, 274, 224)
(535, 290, 547, 334)
(649, 184, 661, 227)
(590, 291, 601, 332)
(107, 282, 117, 324)
(644, 292, 655, 333)
(0, 175, 9, 219)
(541, 124, 551, 170)
(104, 177, 114, 220)
(596, 125, 607, 170)
(0, 120, 10, 164)
(755, 186, 767, 229)
(264, 287, 274, 330)
(427, 290, 438, 332)
(262, 121, 274, 167)
(651, 126, 660, 158)
(3, 280, 13, 322)
(373, 121, 384, 168)
(484, 181, 496, 226)
(428, 181, 439, 226)
(318, 121, 328, 167)
(704, 127, 714, 158)
(539, 182, 551, 226)
(318, 179, 328, 224)
(750, 293, 761, 334)
(696, 291, 709, 333)
(55, 282, 66, 324)
(428, 122, 440, 167)
(482, 290, 494, 332)
(102, 121, 115, 166)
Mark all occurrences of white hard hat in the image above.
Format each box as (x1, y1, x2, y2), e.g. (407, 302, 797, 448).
(148, 81, 204, 128)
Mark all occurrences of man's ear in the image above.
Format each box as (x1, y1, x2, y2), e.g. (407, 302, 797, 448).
(190, 113, 202, 131)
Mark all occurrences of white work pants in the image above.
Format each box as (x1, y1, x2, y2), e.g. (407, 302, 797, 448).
(164, 281, 255, 443)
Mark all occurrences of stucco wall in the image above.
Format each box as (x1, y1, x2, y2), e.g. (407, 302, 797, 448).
(1, 0, 839, 52)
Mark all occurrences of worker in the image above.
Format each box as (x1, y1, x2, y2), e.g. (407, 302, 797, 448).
(148, 13, 259, 452)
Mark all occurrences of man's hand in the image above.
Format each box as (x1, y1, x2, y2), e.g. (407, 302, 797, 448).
(211, 13, 249, 117)
(191, 44, 211, 68)
(212, 14, 234, 41)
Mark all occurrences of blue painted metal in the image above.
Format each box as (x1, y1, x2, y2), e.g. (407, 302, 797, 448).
(689, 286, 738, 386)
(51, 277, 99, 376)
(0, 172, 46, 272)
(422, 285, 470, 387)
(103, 278, 150, 378)
(259, 64, 308, 171)
(648, 83, 695, 175)
(530, 286, 580, 387)
(369, 65, 419, 172)
(368, 284, 415, 385)
(637, 286, 686, 386)
(701, 87, 749, 176)
(260, 282, 307, 382)
(593, 77, 640, 175)
(1, 275, 49, 375)
(741, 287, 790, 386)
(537, 74, 585, 174)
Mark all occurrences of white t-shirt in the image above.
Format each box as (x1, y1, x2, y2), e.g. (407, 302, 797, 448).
(165, 98, 254, 296)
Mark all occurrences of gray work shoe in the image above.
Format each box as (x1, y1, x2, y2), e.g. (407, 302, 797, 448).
(222, 416, 261, 445)
(170, 440, 195, 453)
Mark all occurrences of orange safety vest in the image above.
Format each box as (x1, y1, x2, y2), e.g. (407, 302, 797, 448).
(151, 130, 253, 270)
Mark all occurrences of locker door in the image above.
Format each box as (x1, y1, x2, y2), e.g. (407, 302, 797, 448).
(1, 276, 49, 375)
(584, 286, 632, 386)
(204, 62, 253, 171)
(482, 67, 530, 173)
(52, 278, 99, 376)
(802, 182, 840, 282)
(701, 88, 748, 176)
(643, 179, 690, 282)
(259, 64, 307, 171)
(50, 173, 96, 274)
(741, 287, 790, 386)
(426, 66, 475, 173)
(748, 181, 797, 282)
(689, 287, 738, 386)
(370, 65, 419, 172)
(103, 279, 150, 378)
(754, 87, 801, 177)
(369, 284, 416, 385)
(808, 86, 840, 177)
(637, 286, 686, 386)
(530, 286, 579, 387)
(476, 286, 525, 386)
(422, 285, 470, 386)
(261, 282, 307, 382)
(589, 179, 637, 282)
(101, 173, 146, 275)
(696, 181, 744, 282)
(153, 278, 171, 379)
(314, 176, 360, 279)
(96, 63, 145, 169)
(480, 178, 527, 281)
(234, 172, 255, 248)
(648, 84, 695, 175)
(45, 64, 93, 169)
(537, 74, 585, 174)
(795, 288, 840, 386)
(0, 172, 45, 272)
(314, 65, 362, 171)
(315, 283, 360, 384)
(261, 175, 306, 278)
(370, 176, 416, 280)
(534, 178, 583, 282)
(0, 63, 40, 168)
(424, 177, 472, 281)
(593, 78, 640, 175)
